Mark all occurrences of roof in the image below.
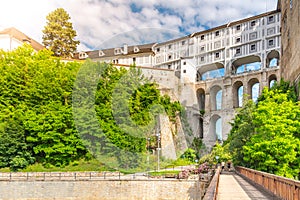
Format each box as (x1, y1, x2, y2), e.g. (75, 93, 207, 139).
(0, 27, 44, 51)
(193, 10, 280, 37)
(79, 43, 155, 59)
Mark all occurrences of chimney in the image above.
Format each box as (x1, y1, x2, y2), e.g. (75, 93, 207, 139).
(123, 44, 128, 54)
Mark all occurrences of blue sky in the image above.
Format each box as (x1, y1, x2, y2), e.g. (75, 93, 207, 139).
(0, 0, 278, 51)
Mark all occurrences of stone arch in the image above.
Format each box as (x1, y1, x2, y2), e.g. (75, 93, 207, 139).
(210, 85, 222, 111)
(197, 88, 205, 111)
(266, 50, 280, 68)
(268, 74, 277, 88)
(232, 55, 261, 74)
(197, 62, 225, 81)
(233, 81, 244, 108)
(208, 114, 222, 142)
(248, 78, 260, 101)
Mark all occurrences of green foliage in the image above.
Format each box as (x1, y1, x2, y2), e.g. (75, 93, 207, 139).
(180, 148, 197, 163)
(227, 81, 300, 180)
(42, 8, 80, 58)
(0, 45, 88, 170)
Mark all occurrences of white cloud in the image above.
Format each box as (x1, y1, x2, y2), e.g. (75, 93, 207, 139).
(0, 0, 278, 51)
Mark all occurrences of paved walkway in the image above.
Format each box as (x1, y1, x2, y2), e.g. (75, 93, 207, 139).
(217, 172, 280, 200)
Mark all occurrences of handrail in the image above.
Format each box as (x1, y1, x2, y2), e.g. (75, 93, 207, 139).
(236, 166, 300, 200)
(202, 166, 221, 200)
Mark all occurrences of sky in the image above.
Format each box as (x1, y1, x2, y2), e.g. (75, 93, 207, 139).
(0, 0, 278, 51)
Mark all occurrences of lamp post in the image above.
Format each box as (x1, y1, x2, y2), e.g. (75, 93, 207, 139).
(156, 115, 161, 171)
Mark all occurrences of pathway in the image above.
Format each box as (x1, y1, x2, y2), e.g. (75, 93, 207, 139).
(217, 172, 280, 200)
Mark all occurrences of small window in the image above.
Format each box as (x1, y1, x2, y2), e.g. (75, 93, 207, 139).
(183, 69, 186, 73)
(215, 52, 220, 58)
(133, 57, 136, 63)
(200, 57, 204, 62)
(168, 44, 172, 49)
(156, 48, 160, 52)
(201, 35, 205, 40)
(182, 41, 186, 45)
(236, 25, 241, 31)
(183, 61, 186, 65)
(268, 39, 274, 47)
(168, 55, 172, 60)
(168, 64, 171, 69)
(236, 48, 241, 54)
(268, 16, 275, 24)
(200, 46, 205, 52)
(215, 31, 220, 36)
(236, 37, 241, 43)
(251, 21, 256, 27)
(250, 44, 256, 51)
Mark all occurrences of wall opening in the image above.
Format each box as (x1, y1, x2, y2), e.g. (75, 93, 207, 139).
(208, 115, 222, 142)
(197, 88, 205, 111)
(233, 81, 244, 108)
(248, 78, 260, 102)
(232, 55, 261, 74)
(268, 74, 277, 88)
(266, 50, 280, 68)
(197, 63, 225, 81)
(210, 85, 222, 111)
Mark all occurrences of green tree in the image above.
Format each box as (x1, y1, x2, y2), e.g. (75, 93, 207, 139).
(42, 8, 80, 58)
(0, 45, 88, 169)
(243, 89, 300, 179)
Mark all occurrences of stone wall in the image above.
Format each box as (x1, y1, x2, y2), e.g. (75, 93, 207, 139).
(0, 179, 204, 200)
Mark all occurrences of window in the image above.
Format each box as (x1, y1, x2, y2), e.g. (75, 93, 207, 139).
(183, 61, 186, 65)
(133, 57, 136, 63)
(200, 46, 205, 52)
(268, 16, 275, 23)
(200, 57, 204, 62)
(183, 69, 186, 73)
(168, 55, 172, 60)
(236, 25, 241, 31)
(236, 37, 241, 43)
(215, 31, 220, 36)
(201, 35, 205, 40)
(236, 48, 241, 54)
(182, 41, 186, 45)
(268, 39, 274, 47)
(168, 44, 172, 49)
(215, 52, 220, 58)
(250, 44, 256, 51)
(168, 64, 171, 69)
(251, 21, 256, 27)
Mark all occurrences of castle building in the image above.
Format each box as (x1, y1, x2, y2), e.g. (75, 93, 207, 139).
(79, 9, 281, 149)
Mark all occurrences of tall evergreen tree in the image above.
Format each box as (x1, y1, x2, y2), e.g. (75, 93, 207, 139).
(42, 8, 80, 58)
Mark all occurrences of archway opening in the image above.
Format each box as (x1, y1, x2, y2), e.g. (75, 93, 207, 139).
(232, 55, 261, 74)
(266, 50, 280, 68)
(248, 78, 260, 102)
(210, 85, 222, 111)
(233, 81, 244, 108)
(197, 63, 225, 81)
(268, 74, 277, 88)
(197, 88, 205, 111)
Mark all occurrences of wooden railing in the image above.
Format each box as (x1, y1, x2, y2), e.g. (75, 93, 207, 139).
(202, 166, 221, 200)
(236, 166, 300, 200)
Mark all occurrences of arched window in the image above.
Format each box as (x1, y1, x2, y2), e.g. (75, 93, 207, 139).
(233, 81, 243, 108)
(210, 85, 222, 111)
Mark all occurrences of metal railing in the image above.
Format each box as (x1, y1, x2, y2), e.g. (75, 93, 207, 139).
(236, 166, 300, 200)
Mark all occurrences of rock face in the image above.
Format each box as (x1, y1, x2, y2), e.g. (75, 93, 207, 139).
(159, 114, 177, 160)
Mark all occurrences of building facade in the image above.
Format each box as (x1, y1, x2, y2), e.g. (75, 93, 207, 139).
(80, 10, 281, 149)
(0, 27, 44, 51)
